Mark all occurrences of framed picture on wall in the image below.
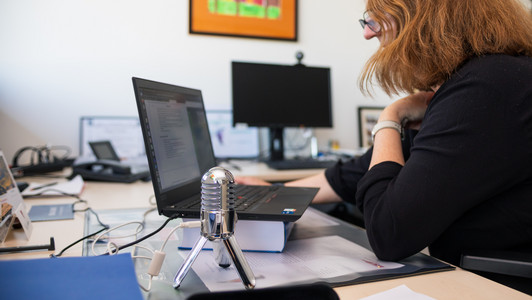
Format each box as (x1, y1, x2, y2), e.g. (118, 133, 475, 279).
(189, 0, 298, 41)
(358, 106, 385, 148)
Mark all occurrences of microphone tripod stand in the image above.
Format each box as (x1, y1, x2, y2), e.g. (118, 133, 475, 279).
(173, 167, 255, 289)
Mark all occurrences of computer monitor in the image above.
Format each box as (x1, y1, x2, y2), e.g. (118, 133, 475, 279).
(205, 110, 259, 160)
(231, 61, 332, 160)
(79, 116, 146, 160)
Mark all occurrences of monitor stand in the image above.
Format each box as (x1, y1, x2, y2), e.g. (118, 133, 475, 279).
(269, 127, 284, 161)
(266, 127, 337, 170)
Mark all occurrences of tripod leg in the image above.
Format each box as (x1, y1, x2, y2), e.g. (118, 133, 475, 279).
(224, 235, 256, 289)
(173, 235, 208, 288)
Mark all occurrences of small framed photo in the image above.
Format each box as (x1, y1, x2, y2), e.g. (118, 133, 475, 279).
(358, 106, 385, 148)
(189, 0, 298, 41)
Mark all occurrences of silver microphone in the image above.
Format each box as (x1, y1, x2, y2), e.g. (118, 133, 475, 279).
(173, 167, 255, 289)
(200, 166, 236, 241)
(201, 167, 234, 268)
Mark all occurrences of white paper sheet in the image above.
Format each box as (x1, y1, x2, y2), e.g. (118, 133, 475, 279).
(296, 206, 340, 227)
(22, 175, 84, 197)
(180, 235, 403, 291)
(360, 284, 436, 300)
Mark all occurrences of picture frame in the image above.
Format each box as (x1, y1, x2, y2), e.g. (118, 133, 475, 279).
(358, 106, 385, 148)
(189, 0, 298, 41)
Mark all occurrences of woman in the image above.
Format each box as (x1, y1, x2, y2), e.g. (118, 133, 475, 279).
(238, 0, 532, 277)
(355, 0, 532, 264)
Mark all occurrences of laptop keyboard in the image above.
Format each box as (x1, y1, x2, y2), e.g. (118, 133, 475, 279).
(185, 185, 280, 211)
(234, 185, 280, 211)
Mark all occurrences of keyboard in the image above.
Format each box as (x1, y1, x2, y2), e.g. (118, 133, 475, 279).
(233, 185, 280, 211)
(266, 159, 337, 170)
(184, 185, 280, 211)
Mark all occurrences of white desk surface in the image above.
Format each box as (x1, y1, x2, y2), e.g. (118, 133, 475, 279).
(1, 170, 530, 300)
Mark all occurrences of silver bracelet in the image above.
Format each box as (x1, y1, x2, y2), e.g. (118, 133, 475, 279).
(371, 120, 402, 141)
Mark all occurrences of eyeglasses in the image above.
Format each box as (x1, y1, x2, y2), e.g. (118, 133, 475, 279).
(359, 11, 381, 33)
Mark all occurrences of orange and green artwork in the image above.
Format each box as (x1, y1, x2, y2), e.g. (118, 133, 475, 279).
(208, 0, 282, 19)
(190, 0, 297, 40)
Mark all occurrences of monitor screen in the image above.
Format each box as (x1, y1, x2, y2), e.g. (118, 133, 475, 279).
(79, 116, 146, 160)
(231, 61, 332, 128)
(206, 110, 259, 159)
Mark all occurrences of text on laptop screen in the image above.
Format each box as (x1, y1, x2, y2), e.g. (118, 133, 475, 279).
(136, 86, 215, 193)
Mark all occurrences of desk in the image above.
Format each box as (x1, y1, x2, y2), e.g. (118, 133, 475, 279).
(1, 173, 530, 299)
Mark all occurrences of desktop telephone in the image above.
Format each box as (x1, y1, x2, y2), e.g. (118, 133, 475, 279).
(70, 160, 150, 183)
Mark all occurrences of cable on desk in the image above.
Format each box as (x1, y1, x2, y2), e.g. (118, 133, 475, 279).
(91, 221, 146, 256)
(91, 214, 200, 292)
(22, 188, 81, 198)
(50, 205, 109, 258)
(49, 191, 157, 257)
(51, 226, 109, 258)
(137, 220, 200, 292)
(50, 196, 110, 258)
(99, 214, 179, 255)
(148, 194, 157, 206)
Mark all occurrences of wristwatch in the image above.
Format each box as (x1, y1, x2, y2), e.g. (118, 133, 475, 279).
(371, 120, 402, 141)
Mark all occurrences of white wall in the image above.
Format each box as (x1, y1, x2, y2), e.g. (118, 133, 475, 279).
(0, 0, 394, 163)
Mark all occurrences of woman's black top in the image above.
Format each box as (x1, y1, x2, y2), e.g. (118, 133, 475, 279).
(325, 54, 532, 266)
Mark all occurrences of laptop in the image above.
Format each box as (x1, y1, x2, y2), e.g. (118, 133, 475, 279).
(132, 77, 318, 222)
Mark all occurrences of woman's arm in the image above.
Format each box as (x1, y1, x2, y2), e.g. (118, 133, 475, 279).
(235, 172, 342, 204)
(370, 91, 434, 169)
(285, 172, 342, 204)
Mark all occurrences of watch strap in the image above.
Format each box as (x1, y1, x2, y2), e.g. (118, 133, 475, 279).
(371, 120, 402, 141)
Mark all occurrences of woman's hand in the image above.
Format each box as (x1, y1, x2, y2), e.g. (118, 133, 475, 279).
(369, 91, 434, 169)
(379, 91, 434, 130)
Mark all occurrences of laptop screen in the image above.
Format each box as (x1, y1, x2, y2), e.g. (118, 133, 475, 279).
(133, 78, 216, 202)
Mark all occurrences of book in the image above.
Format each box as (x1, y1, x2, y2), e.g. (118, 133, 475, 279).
(178, 219, 294, 253)
(0, 253, 143, 300)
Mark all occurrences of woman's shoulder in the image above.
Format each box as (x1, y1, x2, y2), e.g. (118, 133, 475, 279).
(459, 54, 532, 76)
(429, 54, 532, 119)
(440, 54, 532, 94)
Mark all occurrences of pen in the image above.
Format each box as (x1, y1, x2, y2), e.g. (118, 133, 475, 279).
(31, 182, 58, 191)
(362, 258, 384, 268)
(0, 237, 55, 254)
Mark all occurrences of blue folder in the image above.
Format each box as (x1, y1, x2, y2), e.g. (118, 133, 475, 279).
(0, 253, 143, 300)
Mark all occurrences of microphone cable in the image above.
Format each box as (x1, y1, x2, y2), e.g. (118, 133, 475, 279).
(97, 213, 179, 256)
(91, 214, 201, 292)
(50, 197, 110, 258)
